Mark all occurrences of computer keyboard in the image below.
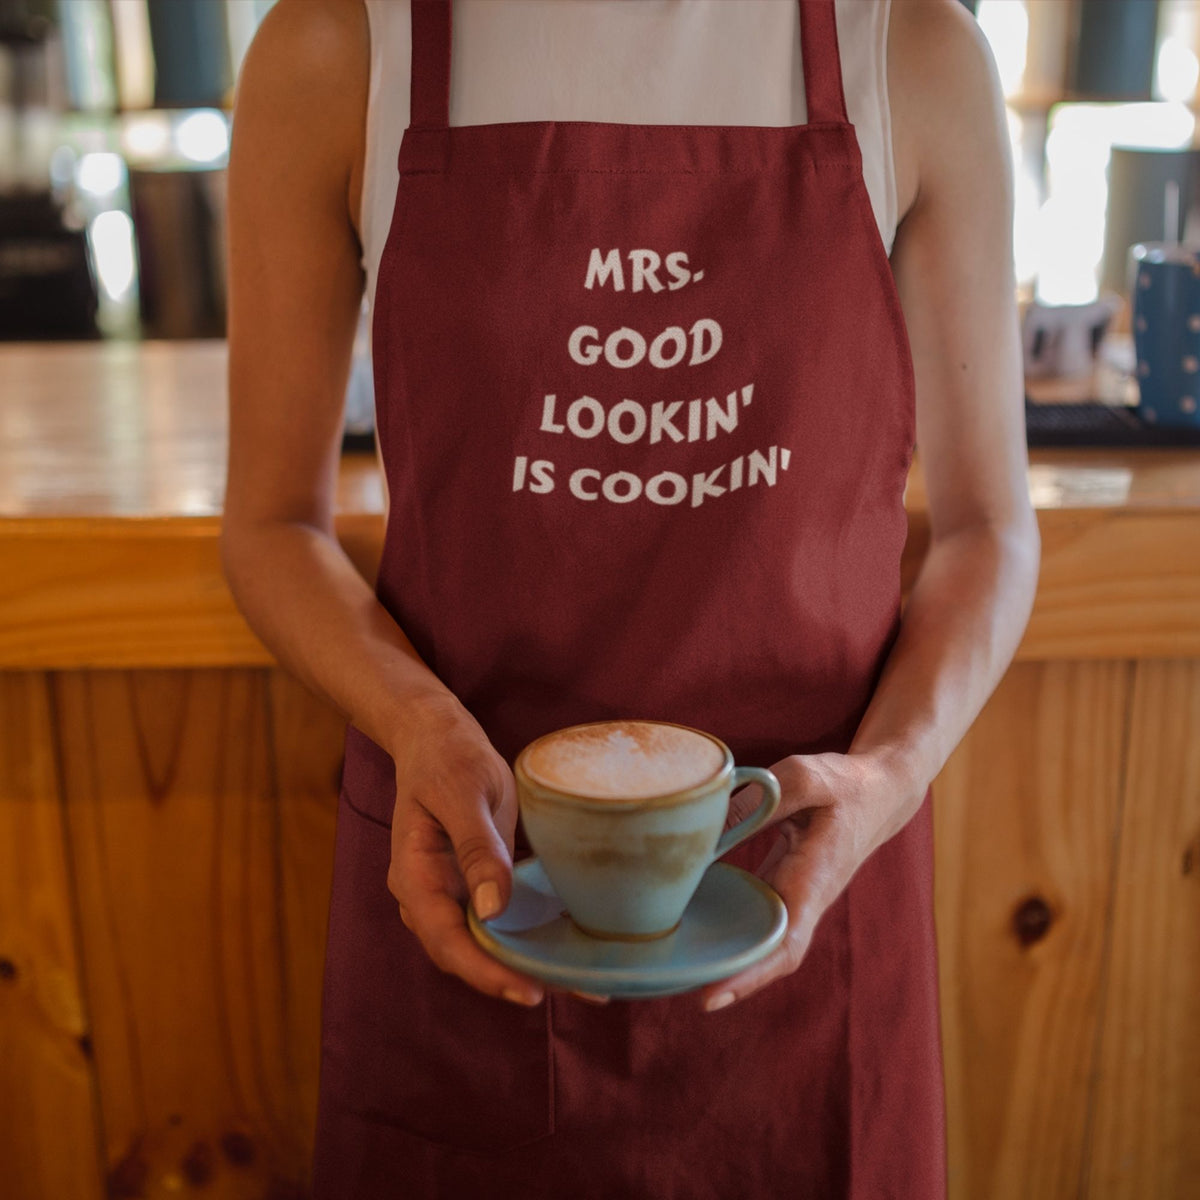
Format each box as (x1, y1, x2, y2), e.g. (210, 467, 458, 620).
(1025, 401, 1200, 447)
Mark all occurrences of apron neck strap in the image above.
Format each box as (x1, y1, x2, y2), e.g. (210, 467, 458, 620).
(410, 0, 451, 130)
(799, 0, 848, 125)
(410, 0, 849, 131)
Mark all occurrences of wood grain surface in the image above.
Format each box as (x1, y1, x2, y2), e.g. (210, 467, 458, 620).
(1, 506, 1197, 670)
(0, 672, 104, 1200)
(934, 662, 1131, 1200)
(0, 342, 383, 520)
(0, 517, 384, 670)
(1085, 660, 1200, 1198)
(3, 659, 1199, 1197)
(53, 669, 339, 1198)
(5, 341, 1192, 522)
(266, 671, 345, 1151)
(2, 342, 1200, 667)
(1018, 510, 1200, 660)
(0, 504, 1194, 669)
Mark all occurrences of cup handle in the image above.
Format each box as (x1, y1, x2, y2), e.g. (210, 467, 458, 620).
(713, 766, 781, 859)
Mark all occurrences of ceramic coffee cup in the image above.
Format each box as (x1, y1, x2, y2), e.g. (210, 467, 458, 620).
(514, 719, 781, 940)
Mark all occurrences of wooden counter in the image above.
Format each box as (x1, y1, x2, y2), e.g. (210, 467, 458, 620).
(2, 341, 1199, 666)
(1, 341, 1198, 1199)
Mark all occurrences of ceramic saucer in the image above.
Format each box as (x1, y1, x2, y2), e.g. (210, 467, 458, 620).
(467, 856, 787, 999)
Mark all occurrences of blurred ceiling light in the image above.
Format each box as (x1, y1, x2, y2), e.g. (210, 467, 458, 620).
(976, 0, 1029, 99)
(174, 110, 229, 165)
(122, 113, 172, 161)
(77, 152, 125, 198)
(89, 210, 137, 301)
(1156, 36, 1200, 104)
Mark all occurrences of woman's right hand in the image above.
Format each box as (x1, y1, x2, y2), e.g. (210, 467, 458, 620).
(225, 2, 608, 1012)
(385, 692, 548, 1007)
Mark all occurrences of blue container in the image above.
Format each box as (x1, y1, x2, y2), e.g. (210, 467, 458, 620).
(1130, 242, 1200, 427)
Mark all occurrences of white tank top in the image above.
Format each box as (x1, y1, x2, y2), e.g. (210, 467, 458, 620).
(360, 0, 897, 318)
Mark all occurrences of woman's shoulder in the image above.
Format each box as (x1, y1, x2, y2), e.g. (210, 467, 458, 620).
(888, 0, 1010, 223)
(239, 0, 370, 95)
(233, 0, 370, 240)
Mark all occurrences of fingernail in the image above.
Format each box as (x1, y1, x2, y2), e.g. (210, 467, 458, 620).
(474, 880, 501, 920)
(705, 991, 736, 1013)
(502, 987, 542, 1006)
(571, 990, 610, 1004)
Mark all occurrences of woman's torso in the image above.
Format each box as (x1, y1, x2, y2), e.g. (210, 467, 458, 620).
(360, 0, 913, 775)
(359, 0, 897, 317)
(315, 5, 944, 1193)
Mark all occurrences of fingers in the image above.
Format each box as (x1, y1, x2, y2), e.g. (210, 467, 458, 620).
(405, 881, 546, 1006)
(557, 987, 611, 1005)
(391, 809, 613, 1006)
(390, 795, 545, 1006)
(771, 754, 841, 816)
(701, 908, 818, 1013)
(393, 865, 609, 1005)
(428, 775, 518, 922)
(754, 827, 789, 878)
(697, 806, 854, 1013)
(490, 764, 520, 863)
(722, 779, 764, 831)
(722, 754, 838, 836)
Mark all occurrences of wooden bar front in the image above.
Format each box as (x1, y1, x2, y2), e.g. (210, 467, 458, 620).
(1, 343, 1198, 1199)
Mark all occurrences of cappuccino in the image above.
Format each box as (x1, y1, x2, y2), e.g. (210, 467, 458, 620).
(514, 720, 781, 939)
(523, 720, 724, 800)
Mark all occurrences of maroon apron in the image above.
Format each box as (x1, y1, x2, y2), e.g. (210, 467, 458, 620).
(313, 1, 945, 1195)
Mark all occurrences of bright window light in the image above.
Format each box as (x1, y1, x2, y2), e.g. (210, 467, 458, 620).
(77, 151, 124, 197)
(1036, 102, 1195, 306)
(976, 0, 1029, 99)
(89, 210, 137, 301)
(1156, 36, 1200, 103)
(175, 111, 230, 165)
(1009, 109, 1041, 288)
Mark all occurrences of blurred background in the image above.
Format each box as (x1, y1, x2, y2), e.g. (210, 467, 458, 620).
(0, 0, 1197, 325)
(0, 0, 269, 342)
(2, 0, 1200, 329)
(7, 0, 1200, 427)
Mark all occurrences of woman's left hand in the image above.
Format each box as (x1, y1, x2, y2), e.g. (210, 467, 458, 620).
(695, 749, 927, 1013)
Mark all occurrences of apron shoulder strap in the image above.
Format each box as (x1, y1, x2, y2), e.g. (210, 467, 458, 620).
(410, 0, 451, 130)
(798, 0, 849, 125)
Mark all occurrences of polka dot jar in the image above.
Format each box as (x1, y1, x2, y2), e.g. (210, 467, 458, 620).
(1131, 242, 1200, 427)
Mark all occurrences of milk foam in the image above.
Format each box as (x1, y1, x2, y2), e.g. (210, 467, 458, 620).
(525, 721, 724, 799)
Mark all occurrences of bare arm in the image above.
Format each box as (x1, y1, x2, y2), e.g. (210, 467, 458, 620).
(849, 0, 1040, 836)
(223, 0, 547, 1007)
(697, 0, 1040, 1011)
(223, 0, 440, 745)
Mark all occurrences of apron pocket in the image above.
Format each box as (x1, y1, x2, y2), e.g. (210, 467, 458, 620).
(319, 791, 555, 1155)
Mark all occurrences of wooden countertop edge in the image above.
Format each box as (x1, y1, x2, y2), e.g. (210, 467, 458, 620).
(1, 507, 1198, 668)
(0, 513, 387, 537)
